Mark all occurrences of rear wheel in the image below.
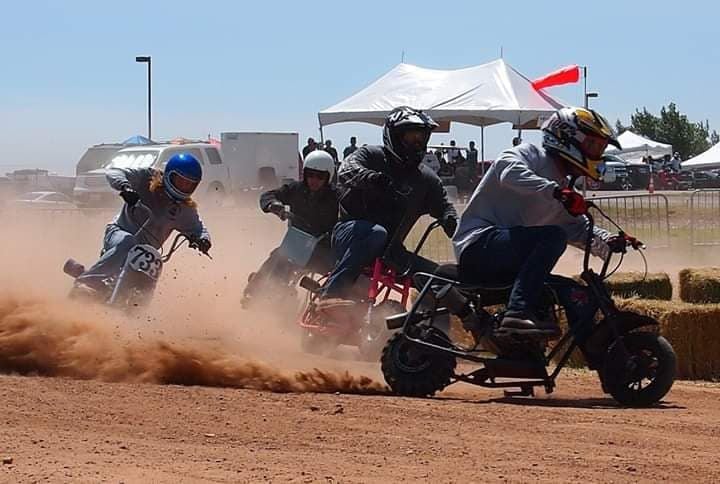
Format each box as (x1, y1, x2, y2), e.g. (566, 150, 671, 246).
(603, 332, 676, 407)
(381, 332, 456, 397)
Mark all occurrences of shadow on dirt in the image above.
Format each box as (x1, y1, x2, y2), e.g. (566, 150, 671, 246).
(469, 396, 685, 410)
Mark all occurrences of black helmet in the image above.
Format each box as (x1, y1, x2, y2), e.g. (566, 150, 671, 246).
(383, 106, 438, 167)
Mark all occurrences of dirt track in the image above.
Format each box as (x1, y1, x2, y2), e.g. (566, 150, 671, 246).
(2, 209, 720, 483)
(2, 371, 719, 483)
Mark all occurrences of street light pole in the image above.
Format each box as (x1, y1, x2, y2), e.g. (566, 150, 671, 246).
(135, 56, 152, 140)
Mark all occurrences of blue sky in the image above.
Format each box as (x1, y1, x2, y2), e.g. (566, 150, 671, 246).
(1, 0, 716, 175)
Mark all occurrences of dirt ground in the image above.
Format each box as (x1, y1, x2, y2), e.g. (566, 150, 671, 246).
(1, 372, 720, 483)
(1, 207, 720, 483)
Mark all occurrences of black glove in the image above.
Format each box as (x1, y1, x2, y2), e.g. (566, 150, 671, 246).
(440, 216, 458, 238)
(268, 201, 287, 220)
(119, 186, 140, 206)
(196, 237, 212, 254)
(368, 171, 393, 190)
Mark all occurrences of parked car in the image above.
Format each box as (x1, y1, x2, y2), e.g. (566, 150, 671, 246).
(691, 170, 720, 189)
(582, 154, 631, 190)
(73, 142, 230, 208)
(10, 191, 76, 209)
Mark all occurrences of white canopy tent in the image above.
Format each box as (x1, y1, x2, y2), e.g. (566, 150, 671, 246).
(606, 131, 672, 164)
(682, 143, 720, 170)
(318, 59, 565, 134)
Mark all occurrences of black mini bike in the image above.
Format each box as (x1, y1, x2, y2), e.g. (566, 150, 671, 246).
(381, 203, 677, 407)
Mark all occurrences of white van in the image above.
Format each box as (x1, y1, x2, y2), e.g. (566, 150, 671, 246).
(73, 143, 230, 207)
(221, 132, 299, 196)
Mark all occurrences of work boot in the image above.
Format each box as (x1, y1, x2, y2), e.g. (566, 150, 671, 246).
(498, 310, 561, 339)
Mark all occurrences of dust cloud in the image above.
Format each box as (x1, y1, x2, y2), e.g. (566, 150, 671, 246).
(0, 206, 386, 394)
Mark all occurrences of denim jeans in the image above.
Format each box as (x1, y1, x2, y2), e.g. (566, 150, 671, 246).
(76, 224, 138, 290)
(459, 225, 568, 315)
(322, 220, 440, 298)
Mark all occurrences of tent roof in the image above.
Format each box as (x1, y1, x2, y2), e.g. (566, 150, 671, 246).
(319, 59, 564, 129)
(682, 143, 720, 170)
(122, 135, 154, 145)
(606, 131, 672, 163)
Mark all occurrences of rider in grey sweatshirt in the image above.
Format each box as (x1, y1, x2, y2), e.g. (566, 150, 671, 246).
(453, 143, 609, 261)
(75, 166, 210, 293)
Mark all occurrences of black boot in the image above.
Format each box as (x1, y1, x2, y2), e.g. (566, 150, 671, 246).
(498, 310, 561, 339)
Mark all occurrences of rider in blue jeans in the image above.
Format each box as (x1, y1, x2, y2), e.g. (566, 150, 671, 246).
(317, 107, 484, 336)
(71, 153, 211, 299)
(454, 107, 624, 338)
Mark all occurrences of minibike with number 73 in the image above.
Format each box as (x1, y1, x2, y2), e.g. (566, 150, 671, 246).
(63, 202, 210, 310)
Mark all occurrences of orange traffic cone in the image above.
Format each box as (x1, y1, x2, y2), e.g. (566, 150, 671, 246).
(648, 174, 655, 194)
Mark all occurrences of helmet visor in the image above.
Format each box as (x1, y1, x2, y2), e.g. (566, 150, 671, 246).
(400, 127, 430, 152)
(169, 171, 199, 195)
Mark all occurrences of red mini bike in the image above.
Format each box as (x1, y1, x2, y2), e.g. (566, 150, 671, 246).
(297, 221, 441, 360)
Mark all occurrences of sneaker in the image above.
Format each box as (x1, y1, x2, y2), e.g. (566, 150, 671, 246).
(498, 310, 561, 339)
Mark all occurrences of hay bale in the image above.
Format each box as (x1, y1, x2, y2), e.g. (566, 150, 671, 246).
(603, 272, 672, 300)
(618, 299, 720, 380)
(679, 268, 720, 303)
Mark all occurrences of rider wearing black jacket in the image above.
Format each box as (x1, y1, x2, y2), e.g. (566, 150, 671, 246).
(317, 107, 484, 340)
(242, 151, 338, 308)
(259, 180, 338, 237)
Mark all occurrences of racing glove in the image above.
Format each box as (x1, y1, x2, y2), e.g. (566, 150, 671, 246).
(196, 237, 212, 254)
(268, 201, 288, 220)
(590, 236, 610, 260)
(440, 215, 458, 238)
(119, 185, 140, 206)
(554, 187, 587, 216)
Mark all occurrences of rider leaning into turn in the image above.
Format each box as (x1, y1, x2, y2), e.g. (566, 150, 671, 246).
(72, 153, 211, 297)
(317, 106, 484, 335)
(241, 150, 339, 306)
(453, 107, 624, 338)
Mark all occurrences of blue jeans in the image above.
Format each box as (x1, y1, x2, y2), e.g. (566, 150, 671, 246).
(459, 225, 568, 315)
(322, 220, 388, 298)
(76, 224, 138, 290)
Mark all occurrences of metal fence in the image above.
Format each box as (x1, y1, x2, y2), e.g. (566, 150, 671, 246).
(690, 189, 720, 246)
(589, 193, 671, 248)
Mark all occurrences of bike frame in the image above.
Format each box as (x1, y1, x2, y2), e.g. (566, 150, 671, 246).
(392, 204, 653, 396)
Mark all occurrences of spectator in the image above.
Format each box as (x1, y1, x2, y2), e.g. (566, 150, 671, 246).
(343, 136, 358, 158)
(422, 150, 441, 173)
(434, 143, 445, 166)
(466, 140, 479, 177)
(447, 140, 460, 164)
(302, 137, 318, 159)
(670, 152, 682, 172)
(324, 139, 339, 164)
(512, 136, 522, 147)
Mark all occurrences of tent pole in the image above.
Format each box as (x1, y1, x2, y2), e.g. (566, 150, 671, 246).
(480, 126, 485, 176)
(318, 114, 325, 144)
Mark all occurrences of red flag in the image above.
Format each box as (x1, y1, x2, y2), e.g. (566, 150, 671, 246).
(532, 65, 580, 90)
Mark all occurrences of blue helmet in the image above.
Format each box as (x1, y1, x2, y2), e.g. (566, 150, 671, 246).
(163, 152, 202, 201)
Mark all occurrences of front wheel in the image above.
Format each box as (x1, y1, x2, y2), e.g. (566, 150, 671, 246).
(602, 332, 677, 407)
(381, 332, 456, 397)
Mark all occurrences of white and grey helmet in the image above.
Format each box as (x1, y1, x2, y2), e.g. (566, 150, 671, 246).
(303, 149, 335, 180)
